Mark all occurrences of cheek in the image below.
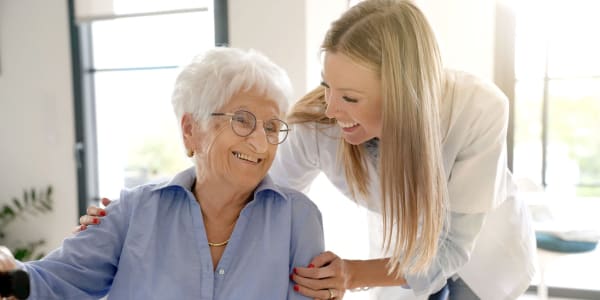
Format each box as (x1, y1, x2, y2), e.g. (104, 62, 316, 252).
(364, 108, 383, 135)
(264, 150, 277, 168)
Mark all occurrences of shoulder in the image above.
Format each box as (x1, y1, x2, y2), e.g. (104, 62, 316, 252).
(277, 186, 322, 216)
(442, 70, 509, 139)
(446, 70, 508, 112)
(117, 181, 170, 208)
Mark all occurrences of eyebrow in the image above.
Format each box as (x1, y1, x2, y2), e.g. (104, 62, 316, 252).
(320, 72, 367, 95)
(233, 105, 279, 119)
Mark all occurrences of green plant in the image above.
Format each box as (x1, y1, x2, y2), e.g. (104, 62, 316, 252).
(0, 186, 53, 261)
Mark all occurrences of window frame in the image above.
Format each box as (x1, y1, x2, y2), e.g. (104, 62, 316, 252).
(67, 0, 228, 217)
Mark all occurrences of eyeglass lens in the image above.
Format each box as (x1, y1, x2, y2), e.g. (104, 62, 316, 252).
(230, 111, 288, 144)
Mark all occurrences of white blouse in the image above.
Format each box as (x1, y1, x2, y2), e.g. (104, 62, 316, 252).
(270, 70, 537, 300)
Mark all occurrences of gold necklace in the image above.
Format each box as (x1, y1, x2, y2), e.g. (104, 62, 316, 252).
(208, 239, 229, 247)
(204, 214, 239, 248)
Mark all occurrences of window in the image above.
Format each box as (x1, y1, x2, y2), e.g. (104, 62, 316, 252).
(513, 1, 600, 198)
(71, 1, 225, 213)
(512, 0, 600, 296)
(91, 11, 213, 199)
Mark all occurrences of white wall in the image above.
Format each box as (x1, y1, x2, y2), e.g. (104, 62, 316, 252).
(228, 0, 347, 102)
(0, 0, 78, 252)
(417, 0, 496, 80)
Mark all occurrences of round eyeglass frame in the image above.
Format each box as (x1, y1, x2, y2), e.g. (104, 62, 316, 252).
(210, 110, 290, 145)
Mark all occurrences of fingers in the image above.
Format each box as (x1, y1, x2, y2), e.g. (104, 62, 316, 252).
(291, 251, 348, 299)
(310, 251, 338, 268)
(80, 203, 107, 226)
(292, 284, 342, 300)
(79, 215, 100, 226)
(295, 251, 338, 279)
(78, 198, 110, 228)
(101, 197, 112, 207)
(292, 273, 335, 290)
(86, 205, 106, 217)
(72, 224, 87, 234)
(0, 246, 17, 272)
(294, 263, 335, 280)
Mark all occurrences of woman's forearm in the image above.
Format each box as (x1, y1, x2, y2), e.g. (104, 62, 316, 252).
(346, 258, 407, 289)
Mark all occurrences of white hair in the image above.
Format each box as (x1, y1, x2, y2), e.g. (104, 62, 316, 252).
(171, 47, 293, 125)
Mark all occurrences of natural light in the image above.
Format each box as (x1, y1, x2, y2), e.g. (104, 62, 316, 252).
(88, 1, 599, 299)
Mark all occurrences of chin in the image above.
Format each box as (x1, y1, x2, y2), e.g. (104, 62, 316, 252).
(238, 173, 267, 187)
(342, 134, 371, 146)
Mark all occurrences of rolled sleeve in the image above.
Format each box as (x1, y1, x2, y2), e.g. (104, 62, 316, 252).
(22, 194, 131, 299)
(405, 212, 486, 296)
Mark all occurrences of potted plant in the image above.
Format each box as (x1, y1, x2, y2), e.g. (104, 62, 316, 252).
(0, 186, 53, 261)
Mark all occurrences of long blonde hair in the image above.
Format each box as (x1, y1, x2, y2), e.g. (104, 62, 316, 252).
(288, 0, 448, 277)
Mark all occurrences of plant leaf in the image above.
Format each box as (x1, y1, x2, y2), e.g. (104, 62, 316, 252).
(12, 198, 23, 211)
(33, 203, 45, 213)
(30, 188, 37, 203)
(40, 201, 52, 211)
(47, 185, 53, 198)
(13, 248, 30, 261)
(2, 206, 15, 217)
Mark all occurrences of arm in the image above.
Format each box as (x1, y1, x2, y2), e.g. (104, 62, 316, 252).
(292, 212, 485, 296)
(308, 212, 484, 296)
(18, 193, 131, 299)
(287, 193, 325, 300)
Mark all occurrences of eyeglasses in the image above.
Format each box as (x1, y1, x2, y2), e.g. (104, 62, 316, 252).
(210, 110, 290, 145)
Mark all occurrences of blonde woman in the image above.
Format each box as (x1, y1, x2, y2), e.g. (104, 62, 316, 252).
(80, 1, 536, 299)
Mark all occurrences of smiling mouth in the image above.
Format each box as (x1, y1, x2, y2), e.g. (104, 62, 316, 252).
(338, 120, 359, 129)
(232, 151, 262, 164)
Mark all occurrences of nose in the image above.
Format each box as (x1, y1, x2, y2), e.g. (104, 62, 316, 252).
(324, 90, 339, 119)
(246, 122, 269, 153)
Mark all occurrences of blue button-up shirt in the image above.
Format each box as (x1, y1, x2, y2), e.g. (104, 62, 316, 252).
(17, 167, 324, 299)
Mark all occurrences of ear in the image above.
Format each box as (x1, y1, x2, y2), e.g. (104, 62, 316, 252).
(181, 113, 196, 152)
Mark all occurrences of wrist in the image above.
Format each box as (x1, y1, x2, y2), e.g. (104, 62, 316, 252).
(344, 259, 363, 290)
(344, 258, 407, 290)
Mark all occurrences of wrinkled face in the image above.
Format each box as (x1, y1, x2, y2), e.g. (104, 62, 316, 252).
(322, 52, 383, 145)
(186, 88, 281, 190)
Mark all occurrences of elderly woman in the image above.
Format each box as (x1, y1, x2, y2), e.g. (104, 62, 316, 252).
(0, 47, 324, 299)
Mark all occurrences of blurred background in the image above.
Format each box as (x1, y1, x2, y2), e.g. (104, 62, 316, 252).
(1, 0, 599, 299)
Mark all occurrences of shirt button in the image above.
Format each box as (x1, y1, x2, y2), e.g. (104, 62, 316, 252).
(218, 269, 225, 275)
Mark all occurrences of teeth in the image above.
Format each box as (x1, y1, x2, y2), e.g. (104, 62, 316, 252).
(338, 120, 359, 128)
(233, 152, 260, 163)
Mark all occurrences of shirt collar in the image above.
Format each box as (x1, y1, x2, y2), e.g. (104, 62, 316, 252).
(150, 166, 289, 201)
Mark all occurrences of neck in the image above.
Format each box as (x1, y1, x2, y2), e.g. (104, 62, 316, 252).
(193, 178, 253, 226)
